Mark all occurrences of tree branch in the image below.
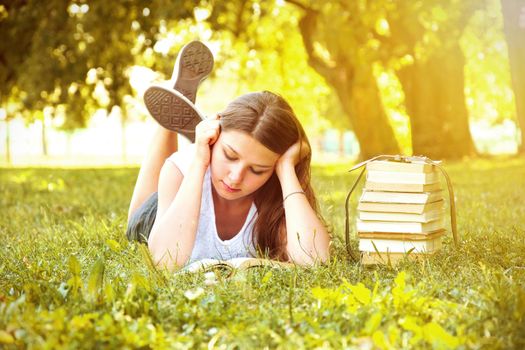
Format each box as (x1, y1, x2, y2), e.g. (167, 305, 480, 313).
(297, 8, 338, 85)
(284, 0, 311, 12)
(234, 0, 249, 38)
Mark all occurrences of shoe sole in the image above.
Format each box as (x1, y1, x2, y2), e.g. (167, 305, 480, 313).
(143, 86, 206, 143)
(144, 41, 213, 141)
(171, 41, 214, 103)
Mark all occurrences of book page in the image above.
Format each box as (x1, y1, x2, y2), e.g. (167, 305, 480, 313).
(182, 258, 231, 273)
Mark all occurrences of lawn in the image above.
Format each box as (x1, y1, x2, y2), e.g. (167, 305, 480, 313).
(1, 158, 524, 349)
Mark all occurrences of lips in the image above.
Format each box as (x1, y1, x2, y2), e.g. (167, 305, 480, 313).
(221, 180, 241, 193)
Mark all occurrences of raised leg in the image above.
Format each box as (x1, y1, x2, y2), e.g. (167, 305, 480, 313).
(127, 127, 178, 221)
(128, 41, 213, 222)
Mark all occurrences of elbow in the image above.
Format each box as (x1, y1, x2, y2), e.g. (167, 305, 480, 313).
(148, 243, 189, 271)
(286, 229, 331, 266)
(287, 243, 330, 267)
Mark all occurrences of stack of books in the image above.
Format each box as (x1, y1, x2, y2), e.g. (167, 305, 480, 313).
(357, 160, 446, 265)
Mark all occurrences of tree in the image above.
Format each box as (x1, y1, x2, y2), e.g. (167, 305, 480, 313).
(501, 0, 525, 152)
(208, 0, 478, 159)
(289, 1, 401, 159)
(0, 0, 196, 160)
(207, 0, 401, 159)
(0, 0, 48, 163)
(384, 1, 479, 159)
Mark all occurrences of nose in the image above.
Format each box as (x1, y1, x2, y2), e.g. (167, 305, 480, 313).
(228, 164, 245, 185)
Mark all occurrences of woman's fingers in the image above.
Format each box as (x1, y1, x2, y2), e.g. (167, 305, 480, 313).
(299, 140, 311, 160)
(195, 118, 221, 145)
(277, 139, 311, 167)
(207, 120, 221, 145)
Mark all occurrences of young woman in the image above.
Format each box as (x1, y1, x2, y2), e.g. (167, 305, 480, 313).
(126, 42, 330, 271)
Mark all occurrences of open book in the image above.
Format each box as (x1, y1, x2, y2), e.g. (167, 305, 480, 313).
(181, 257, 293, 273)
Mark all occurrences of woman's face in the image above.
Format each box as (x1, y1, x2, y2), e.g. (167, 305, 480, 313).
(210, 130, 280, 201)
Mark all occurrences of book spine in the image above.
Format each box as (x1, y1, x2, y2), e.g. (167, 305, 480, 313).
(361, 190, 442, 204)
(358, 209, 444, 223)
(359, 238, 442, 253)
(365, 181, 441, 193)
(356, 218, 444, 233)
(366, 161, 434, 173)
(367, 170, 439, 184)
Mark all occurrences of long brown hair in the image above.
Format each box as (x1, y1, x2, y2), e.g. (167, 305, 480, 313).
(218, 91, 321, 261)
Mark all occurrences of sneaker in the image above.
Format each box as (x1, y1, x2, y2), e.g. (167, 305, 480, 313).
(144, 87, 207, 142)
(144, 41, 214, 141)
(170, 40, 214, 103)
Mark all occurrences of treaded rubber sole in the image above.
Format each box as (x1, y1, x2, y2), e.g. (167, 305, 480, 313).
(172, 41, 214, 103)
(143, 86, 204, 143)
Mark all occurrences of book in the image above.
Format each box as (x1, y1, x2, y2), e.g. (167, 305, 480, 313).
(357, 200, 445, 214)
(366, 170, 439, 185)
(366, 160, 437, 173)
(365, 180, 442, 193)
(358, 229, 446, 241)
(361, 251, 435, 265)
(358, 208, 445, 223)
(359, 190, 443, 204)
(359, 237, 442, 253)
(181, 257, 293, 273)
(356, 218, 445, 233)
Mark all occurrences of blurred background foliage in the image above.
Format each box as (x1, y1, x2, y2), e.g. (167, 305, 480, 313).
(0, 0, 524, 161)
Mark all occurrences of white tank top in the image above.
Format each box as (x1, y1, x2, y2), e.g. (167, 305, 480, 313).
(167, 144, 257, 263)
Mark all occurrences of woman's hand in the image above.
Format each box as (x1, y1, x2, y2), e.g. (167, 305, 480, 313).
(275, 140, 310, 177)
(194, 114, 221, 169)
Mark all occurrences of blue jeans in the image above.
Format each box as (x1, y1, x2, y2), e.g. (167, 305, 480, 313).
(125, 192, 158, 244)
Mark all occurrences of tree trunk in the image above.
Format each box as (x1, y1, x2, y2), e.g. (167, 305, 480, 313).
(297, 9, 400, 160)
(501, 0, 525, 153)
(332, 67, 400, 159)
(396, 43, 476, 159)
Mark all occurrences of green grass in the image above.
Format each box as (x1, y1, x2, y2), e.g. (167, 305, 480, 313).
(1, 158, 524, 349)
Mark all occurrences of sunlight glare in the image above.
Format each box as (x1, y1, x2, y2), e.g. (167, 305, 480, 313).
(194, 7, 211, 22)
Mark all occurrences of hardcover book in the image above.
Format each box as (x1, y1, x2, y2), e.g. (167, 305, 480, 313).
(366, 170, 439, 185)
(356, 217, 445, 234)
(358, 229, 446, 240)
(357, 200, 445, 214)
(358, 208, 445, 223)
(361, 251, 436, 265)
(359, 190, 443, 204)
(365, 181, 442, 193)
(358, 236, 443, 253)
(365, 160, 437, 173)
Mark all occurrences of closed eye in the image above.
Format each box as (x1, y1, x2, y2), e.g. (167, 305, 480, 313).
(223, 149, 266, 175)
(223, 150, 236, 161)
(250, 168, 265, 175)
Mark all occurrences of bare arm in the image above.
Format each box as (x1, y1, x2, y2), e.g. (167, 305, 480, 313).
(148, 160, 207, 270)
(148, 116, 221, 270)
(276, 143, 330, 265)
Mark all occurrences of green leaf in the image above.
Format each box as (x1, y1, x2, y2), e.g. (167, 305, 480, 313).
(86, 258, 105, 301)
(106, 239, 121, 253)
(423, 322, 460, 349)
(261, 270, 273, 285)
(0, 330, 14, 344)
(372, 330, 390, 350)
(364, 312, 383, 334)
(348, 283, 372, 305)
(68, 255, 81, 276)
(399, 316, 423, 344)
(104, 282, 115, 303)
